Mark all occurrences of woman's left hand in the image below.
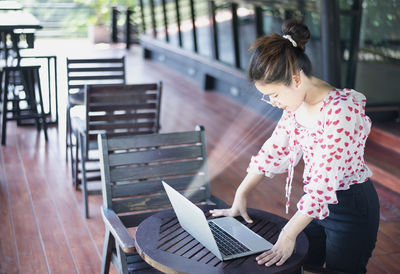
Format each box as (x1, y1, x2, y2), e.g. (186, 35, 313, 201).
(256, 229, 296, 267)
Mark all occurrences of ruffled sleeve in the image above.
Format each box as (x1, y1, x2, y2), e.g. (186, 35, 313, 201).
(297, 93, 369, 219)
(247, 111, 296, 177)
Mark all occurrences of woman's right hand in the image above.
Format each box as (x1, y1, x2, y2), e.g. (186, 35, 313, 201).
(209, 193, 253, 223)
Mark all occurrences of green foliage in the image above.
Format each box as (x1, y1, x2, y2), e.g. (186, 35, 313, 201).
(73, 0, 137, 26)
(361, 0, 400, 47)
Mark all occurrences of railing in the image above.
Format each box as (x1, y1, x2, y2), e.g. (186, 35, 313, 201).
(111, 6, 139, 49)
(21, 2, 92, 38)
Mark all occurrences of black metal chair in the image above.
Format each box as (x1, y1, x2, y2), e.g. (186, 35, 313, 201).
(19, 48, 58, 124)
(1, 65, 48, 145)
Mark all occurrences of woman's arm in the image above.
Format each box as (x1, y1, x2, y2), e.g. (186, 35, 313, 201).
(211, 173, 313, 267)
(209, 172, 265, 223)
(256, 211, 313, 266)
(210, 172, 313, 267)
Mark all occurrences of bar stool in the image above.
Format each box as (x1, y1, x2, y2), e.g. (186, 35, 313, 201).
(1, 65, 48, 145)
(19, 50, 59, 124)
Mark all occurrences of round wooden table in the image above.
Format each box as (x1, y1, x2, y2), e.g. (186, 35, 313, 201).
(135, 205, 308, 273)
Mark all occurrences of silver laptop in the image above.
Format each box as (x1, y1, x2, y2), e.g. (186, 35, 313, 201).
(162, 181, 273, 261)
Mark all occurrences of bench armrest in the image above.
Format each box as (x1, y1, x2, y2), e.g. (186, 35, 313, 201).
(101, 206, 136, 253)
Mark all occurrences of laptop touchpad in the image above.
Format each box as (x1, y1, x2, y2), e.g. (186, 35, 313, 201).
(211, 217, 271, 251)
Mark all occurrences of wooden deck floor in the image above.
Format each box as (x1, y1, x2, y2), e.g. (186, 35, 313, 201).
(1, 41, 399, 273)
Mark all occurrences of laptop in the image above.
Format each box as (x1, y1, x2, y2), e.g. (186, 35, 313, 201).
(162, 181, 273, 261)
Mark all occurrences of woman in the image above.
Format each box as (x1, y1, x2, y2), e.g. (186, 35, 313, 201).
(210, 20, 380, 273)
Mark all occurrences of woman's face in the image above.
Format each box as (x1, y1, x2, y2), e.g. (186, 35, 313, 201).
(255, 80, 305, 112)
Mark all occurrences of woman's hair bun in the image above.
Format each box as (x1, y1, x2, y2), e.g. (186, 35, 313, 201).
(282, 19, 310, 51)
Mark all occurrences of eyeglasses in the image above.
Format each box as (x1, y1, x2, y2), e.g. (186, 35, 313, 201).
(260, 94, 274, 105)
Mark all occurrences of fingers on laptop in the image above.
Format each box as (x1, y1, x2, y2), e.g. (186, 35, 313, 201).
(209, 209, 253, 223)
(241, 211, 253, 223)
(209, 208, 229, 217)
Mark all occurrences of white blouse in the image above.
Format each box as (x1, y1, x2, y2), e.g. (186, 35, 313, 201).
(247, 88, 372, 220)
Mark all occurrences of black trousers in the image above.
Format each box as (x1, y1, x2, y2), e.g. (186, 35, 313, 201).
(303, 179, 380, 274)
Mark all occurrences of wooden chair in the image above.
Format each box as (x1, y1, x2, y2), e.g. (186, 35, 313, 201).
(97, 126, 226, 274)
(73, 83, 162, 218)
(66, 56, 126, 164)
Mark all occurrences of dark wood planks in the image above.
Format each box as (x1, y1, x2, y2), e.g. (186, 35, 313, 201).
(42, 129, 104, 273)
(1, 133, 49, 273)
(0, 144, 19, 273)
(16, 134, 79, 273)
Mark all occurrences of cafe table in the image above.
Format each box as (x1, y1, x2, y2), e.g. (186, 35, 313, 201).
(135, 205, 309, 273)
(0, 1, 23, 11)
(0, 10, 42, 61)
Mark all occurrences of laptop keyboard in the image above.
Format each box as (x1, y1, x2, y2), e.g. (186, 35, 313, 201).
(208, 221, 250, 257)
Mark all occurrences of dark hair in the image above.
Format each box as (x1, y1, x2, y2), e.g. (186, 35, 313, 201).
(248, 19, 312, 86)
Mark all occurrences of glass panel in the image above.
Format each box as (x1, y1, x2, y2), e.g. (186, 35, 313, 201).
(261, 1, 322, 78)
(303, 4, 322, 79)
(215, 1, 234, 65)
(166, 0, 179, 47)
(355, 0, 400, 106)
(142, 0, 153, 36)
(338, 0, 357, 88)
(154, 0, 165, 40)
(195, 0, 212, 58)
(237, 3, 256, 70)
(179, 0, 194, 51)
